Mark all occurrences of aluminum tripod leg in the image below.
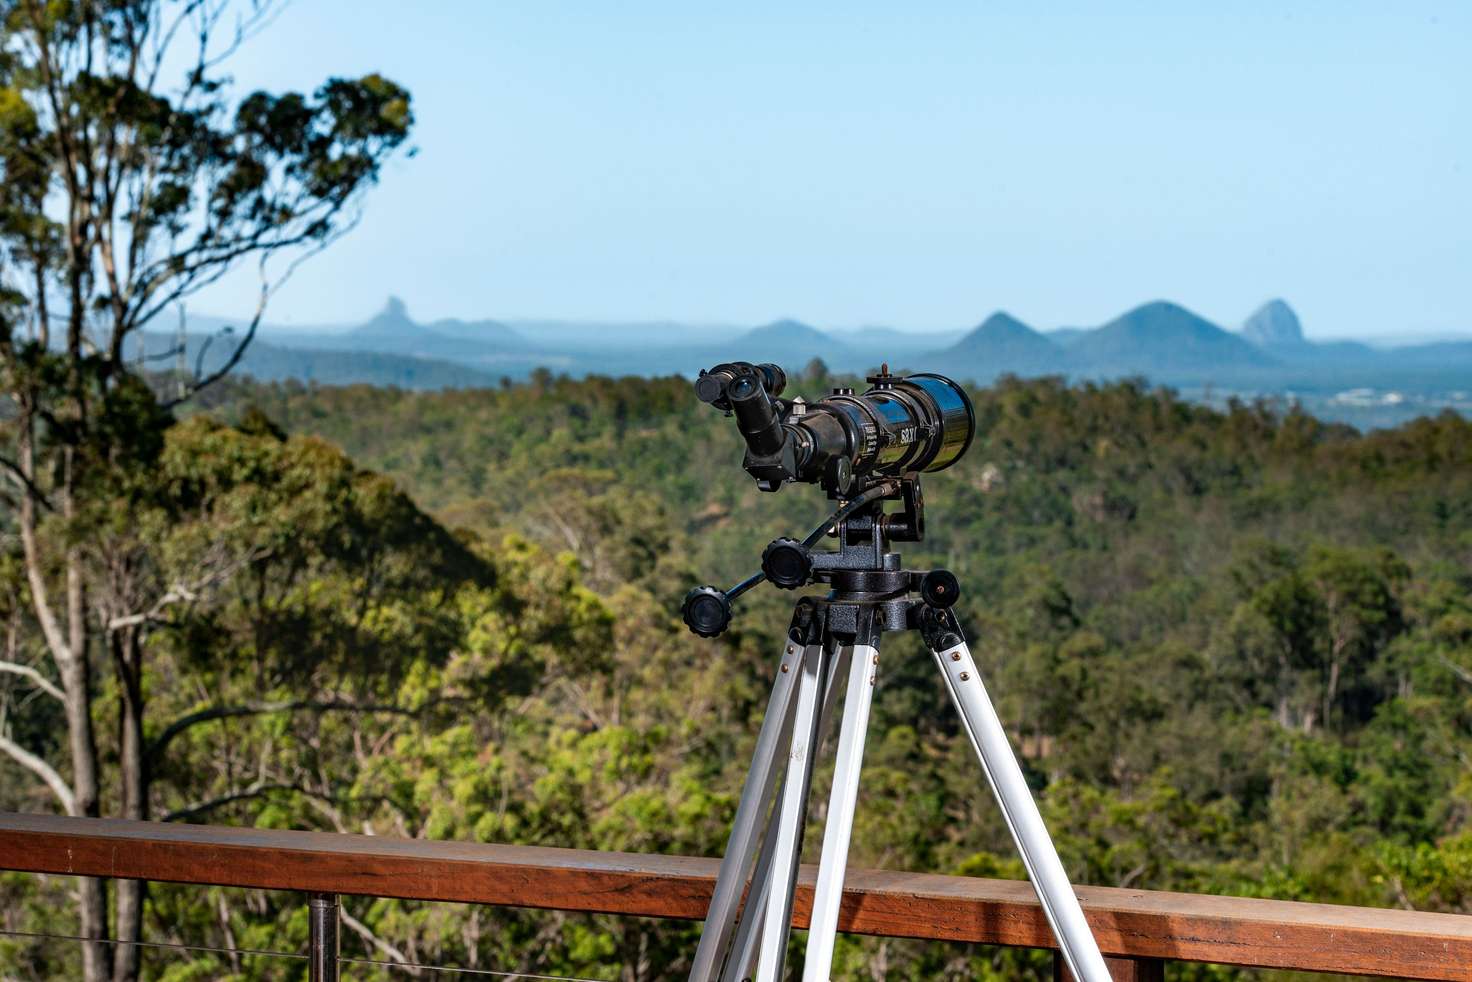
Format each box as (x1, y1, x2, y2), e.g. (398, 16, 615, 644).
(723, 645, 853, 982)
(689, 634, 812, 981)
(754, 640, 827, 981)
(928, 624, 1111, 982)
(801, 639, 880, 981)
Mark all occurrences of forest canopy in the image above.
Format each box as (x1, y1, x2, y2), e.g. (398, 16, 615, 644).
(8, 370, 1465, 979)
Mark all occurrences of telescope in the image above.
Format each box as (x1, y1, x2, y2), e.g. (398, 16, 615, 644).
(681, 359, 1112, 982)
(683, 362, 976, 639)
(694, 361, 974, 496)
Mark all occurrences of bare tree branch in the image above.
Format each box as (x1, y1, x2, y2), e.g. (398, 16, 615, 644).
(0, 660, 65, 702)
(107, 548, 265, 631)
(341, 905, 421, 977)
(165, 213, 360, 406)
(1437, 654, 1472, 687)
(0, 452, 54, 512)
(0, 731, 76, 814)
(147, 699, 419, 764)
(159, 779, 298, 822)
(16, 426, 72, 666)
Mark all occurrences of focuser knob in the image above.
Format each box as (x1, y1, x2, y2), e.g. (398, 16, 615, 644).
(761, 537, 813, 589)
(682, 585, 733, 637)
(920, 568, 960, 609)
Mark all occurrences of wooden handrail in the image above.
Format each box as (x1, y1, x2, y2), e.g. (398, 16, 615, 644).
(2, 812, 1469, 980)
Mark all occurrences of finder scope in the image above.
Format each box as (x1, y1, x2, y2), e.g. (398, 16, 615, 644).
(695, 361, 975, 496)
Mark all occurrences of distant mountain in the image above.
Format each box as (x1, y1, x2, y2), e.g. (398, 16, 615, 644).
(153, 297, 1471, 428)
(1239, 299, 1378, 365)
(1242, 299, 1306, 348)
(1068, 301, 1274, 381)
(129, 331, 513, 389)
(845, 325, 966, 349)
(729, 319, 850, 365)
(349, 296, 430, 339)
(336, 297, 527, 361)
(939, 311, 1064, 377)
(740, 319, 833, 347)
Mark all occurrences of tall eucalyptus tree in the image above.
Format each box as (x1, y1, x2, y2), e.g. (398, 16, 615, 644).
(0, 4, 412, 977)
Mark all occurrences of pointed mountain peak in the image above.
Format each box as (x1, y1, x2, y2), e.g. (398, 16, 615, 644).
(973, 310, 1035, 336)
(1241, 299, 1305, 347)
(944, 311, 1059, 369)
(354, 296, 423, 337)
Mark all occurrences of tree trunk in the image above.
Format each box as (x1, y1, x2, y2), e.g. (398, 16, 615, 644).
(64, 438, 112, 982)
(112, 628, 148, 982)
(59, 641, 110, 982)
(19, 417, 110, 981)
(1324, 656, 1342, 734)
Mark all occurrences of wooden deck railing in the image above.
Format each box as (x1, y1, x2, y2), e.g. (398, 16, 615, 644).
(2, 812, 1470, 980)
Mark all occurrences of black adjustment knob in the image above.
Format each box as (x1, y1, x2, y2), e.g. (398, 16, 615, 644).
(761, 537, 812, 589)
(682, 585, 733, 637)
(921, 569, 960, 609)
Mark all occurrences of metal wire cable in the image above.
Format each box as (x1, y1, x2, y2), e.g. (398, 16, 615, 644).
(0, 927, 303, 961)
(0, 929, 613, 981)
(342, 955, 611, 980)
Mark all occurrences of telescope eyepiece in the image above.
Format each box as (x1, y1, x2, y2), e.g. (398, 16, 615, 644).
(729, 375, 759, 399)
(695, 362, 787, 411)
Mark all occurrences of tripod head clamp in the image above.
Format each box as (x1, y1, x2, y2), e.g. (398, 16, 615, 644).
(680, 473, 958, 637)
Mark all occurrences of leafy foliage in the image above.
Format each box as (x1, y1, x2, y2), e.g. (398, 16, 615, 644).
(5, 367, 1472, 979)
(0, 3, 413, 978)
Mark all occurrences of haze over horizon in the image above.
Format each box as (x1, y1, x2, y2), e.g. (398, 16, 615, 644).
(188, 1, 1467, 341)
(231, 294, 1471, 347)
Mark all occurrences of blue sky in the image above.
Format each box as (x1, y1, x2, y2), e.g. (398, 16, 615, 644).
(197, 1, 1469, 340)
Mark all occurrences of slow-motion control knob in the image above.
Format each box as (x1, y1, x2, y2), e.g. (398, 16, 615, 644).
(920, 568, 960, 609)
(761, 537, 813, 589)
(682, 585, 733, 637)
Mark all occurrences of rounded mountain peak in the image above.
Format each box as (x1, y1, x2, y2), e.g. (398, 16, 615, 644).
(1241, 299, 1304, 347)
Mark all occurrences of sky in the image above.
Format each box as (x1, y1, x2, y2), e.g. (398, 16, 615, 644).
(192, 1, 1469, 340)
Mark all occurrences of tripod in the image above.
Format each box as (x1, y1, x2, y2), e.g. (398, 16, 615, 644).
(684, 477, 1109, 982)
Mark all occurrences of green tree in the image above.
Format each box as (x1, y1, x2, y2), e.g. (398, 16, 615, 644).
(0, 3, 412, 977)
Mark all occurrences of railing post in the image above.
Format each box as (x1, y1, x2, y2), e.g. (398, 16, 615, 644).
(308, 893, 340, 982)
(1054, 952, 1165, 982)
